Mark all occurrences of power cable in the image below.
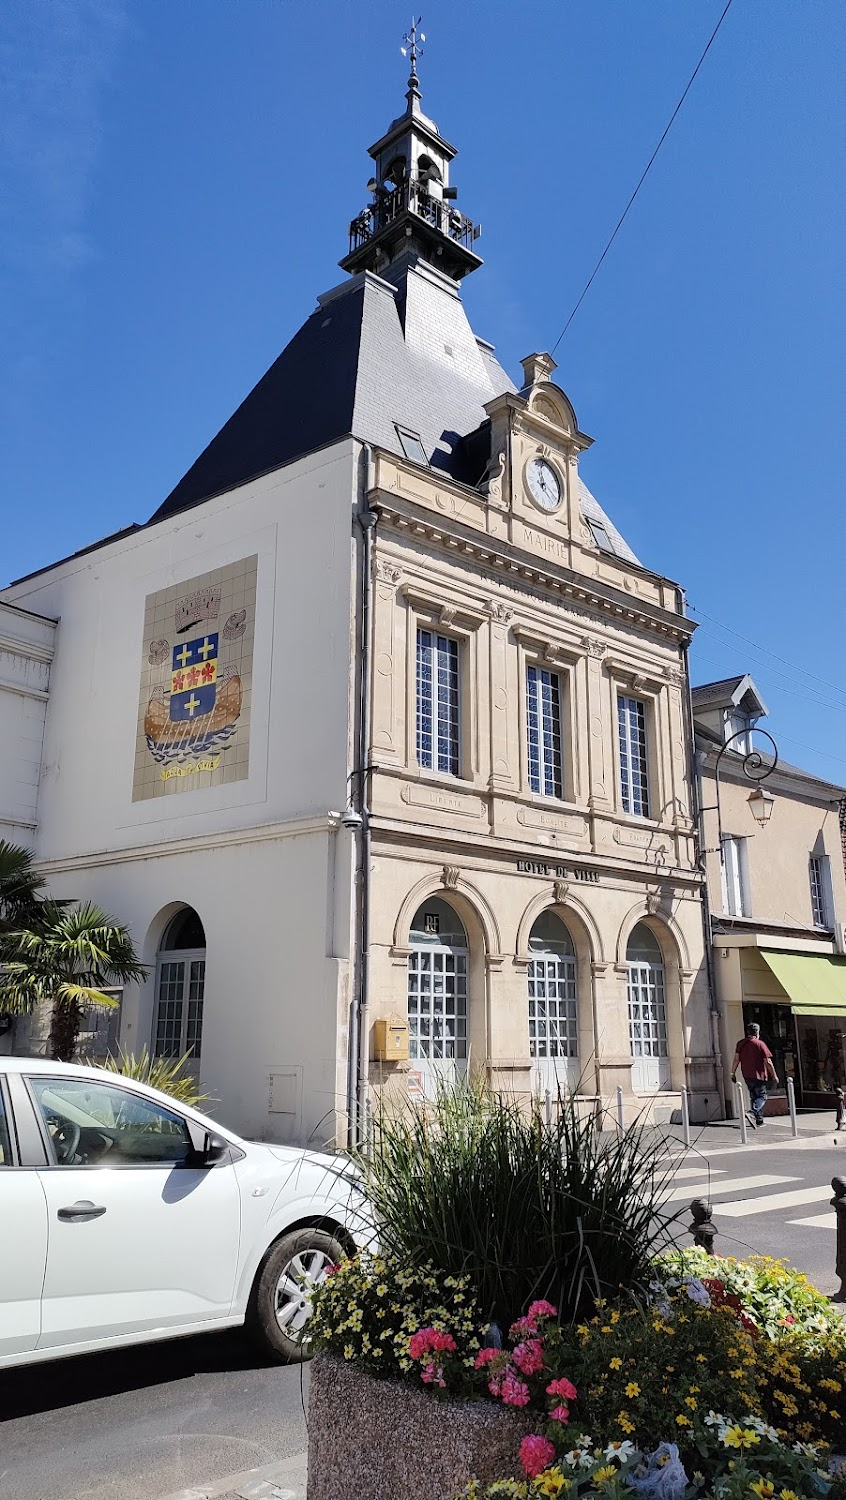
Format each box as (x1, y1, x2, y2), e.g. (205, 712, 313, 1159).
(692, 648, 846, 717)
(550, 0, 737, 353)
(690, 604, 846, 704)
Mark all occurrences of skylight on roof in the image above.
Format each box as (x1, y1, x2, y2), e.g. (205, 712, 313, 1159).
(395, 425, 429, 466)
(587, 518, 615, 555)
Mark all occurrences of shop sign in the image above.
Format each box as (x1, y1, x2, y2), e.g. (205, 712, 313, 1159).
(516, 859, 600, 883)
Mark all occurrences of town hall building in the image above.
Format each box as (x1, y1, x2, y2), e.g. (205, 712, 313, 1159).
(0, 57, 717, 1144)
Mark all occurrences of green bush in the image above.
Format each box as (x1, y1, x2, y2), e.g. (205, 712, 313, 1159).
(653, 1250, 843, 1343)
(308, 1252, 483, 1389)
(102, 1047, 214, 1110)
(360, 1078, 678, 1327)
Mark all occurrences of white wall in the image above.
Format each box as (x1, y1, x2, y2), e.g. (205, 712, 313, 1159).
(3, 440, 358, 860)
(0, 602, 55, 848)
(1, 440, 360, 1141)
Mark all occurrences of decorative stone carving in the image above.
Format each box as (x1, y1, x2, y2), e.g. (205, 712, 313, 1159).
(582, 637, 606, 660)
(483, 450, 507, 500)
(439, 604, 457, 626)
(645, 892, 661, 915)
(441, 865, 461, 890)
(543, 643, 563, 664)
(631, 674, 648, 694)
(375, 560, 402, 586)
(520, 352, 558, 386)
(664, 665, 686, 687)
(487, 600, 513, 625)
(553, 879, 570, 905)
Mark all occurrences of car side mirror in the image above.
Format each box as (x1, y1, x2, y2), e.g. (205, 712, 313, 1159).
(190, 1131, 229, 1168)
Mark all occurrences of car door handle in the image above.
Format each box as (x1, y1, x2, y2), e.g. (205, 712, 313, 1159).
(57, 1200, 107, 1222)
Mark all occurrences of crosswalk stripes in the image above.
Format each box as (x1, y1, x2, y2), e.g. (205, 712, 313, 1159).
(714, 1185, 834, 1217)
(788, 1212, 837, 1229)
(663, 1174, 797, 1204)
(664, 1165, 726, 1180)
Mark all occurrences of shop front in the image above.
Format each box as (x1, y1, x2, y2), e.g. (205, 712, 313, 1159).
(735, 949, 846, 1111)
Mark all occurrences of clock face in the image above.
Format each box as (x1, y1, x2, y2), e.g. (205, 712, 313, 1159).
(526, 457, 561, 512)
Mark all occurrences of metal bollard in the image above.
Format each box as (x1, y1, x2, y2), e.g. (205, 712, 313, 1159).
(680, 1086, 691, 1149)
(831, 1176, 846, 1303)
(735, 1079, 748, 1145)
(786, 1076, 798, 1138)
(616, 1086, 625, 1134)
(689, 1197, 717, 1255)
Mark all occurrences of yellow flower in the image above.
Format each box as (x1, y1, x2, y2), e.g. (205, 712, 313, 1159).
(618, 1414, 635, 1435)
(685, 1397, 697, 1410)
(343, 1344, 354, 1359)
(696, 1354, 706, 1364)
(749, 1482, 775, 1500)
(779, 1491, 799, 1500)
(601, 1326, 612, 1335)
(609, 1358, 623, 1370)
(722, 1426, 760, 1449)
(592, 1467, 617, 1486)
(625, 1382, 640, 1398)
(611, 1311, 620, 1324)
(675, 1415, 691, 1427)
(538, 1471, 569, 1496)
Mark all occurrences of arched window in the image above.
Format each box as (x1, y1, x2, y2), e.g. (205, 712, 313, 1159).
(153, 907, 206, 1067)
(528, 911, 579, 1095)
(626, 923, 669, 1090)
(528, 912, 577, 1059)
(407, 898, 468, 1093)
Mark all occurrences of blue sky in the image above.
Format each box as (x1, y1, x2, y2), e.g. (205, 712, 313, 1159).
(2, 0, 845, 781)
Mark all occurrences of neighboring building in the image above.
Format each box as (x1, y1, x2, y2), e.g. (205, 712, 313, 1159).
(0, 63, 716, 1140)
(0, 600, 56, 851)
(694, 675, 846, 1112)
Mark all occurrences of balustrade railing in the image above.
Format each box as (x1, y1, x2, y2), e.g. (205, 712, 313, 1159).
(348, 179, 478, 254)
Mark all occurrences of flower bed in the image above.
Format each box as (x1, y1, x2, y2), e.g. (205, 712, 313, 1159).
(309, 1254, 846, 1498)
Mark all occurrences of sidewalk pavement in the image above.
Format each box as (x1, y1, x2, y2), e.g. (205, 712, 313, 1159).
(656, 1109, 845, 1155)
(161, 1450, 307, 1500)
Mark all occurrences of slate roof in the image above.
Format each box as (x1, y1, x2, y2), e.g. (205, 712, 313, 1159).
(691, 676, 747, 707)
(150, 264, 640, 566)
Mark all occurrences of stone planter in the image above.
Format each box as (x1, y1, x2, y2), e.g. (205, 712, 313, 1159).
(307, 1353, 535, 1500)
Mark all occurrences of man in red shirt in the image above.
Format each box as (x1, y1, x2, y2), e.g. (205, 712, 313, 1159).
(731, 1022, 779, 1129)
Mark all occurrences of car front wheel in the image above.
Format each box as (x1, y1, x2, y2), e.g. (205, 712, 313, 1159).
(247, 1227, 345, 1362)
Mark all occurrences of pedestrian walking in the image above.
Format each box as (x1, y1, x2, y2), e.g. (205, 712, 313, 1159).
(731, 1021, 779, 1130)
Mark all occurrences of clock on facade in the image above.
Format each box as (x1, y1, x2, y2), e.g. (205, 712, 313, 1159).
(525, 457, 561, 512)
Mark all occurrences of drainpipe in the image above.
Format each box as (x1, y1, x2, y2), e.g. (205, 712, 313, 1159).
(347, 444, 377, 1149)
(679, 620, 724, 1117)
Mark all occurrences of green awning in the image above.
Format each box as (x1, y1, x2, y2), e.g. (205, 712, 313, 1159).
(759, 949, 846, 1016)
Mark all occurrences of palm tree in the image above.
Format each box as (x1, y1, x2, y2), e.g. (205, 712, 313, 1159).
(0, 901, 147, 1062)
(0, 840, 46, 937)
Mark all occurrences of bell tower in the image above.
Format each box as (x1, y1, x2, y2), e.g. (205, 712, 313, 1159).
(340, 20, 482, 283)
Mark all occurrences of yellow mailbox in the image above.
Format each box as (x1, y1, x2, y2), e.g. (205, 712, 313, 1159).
(373, 1016, 410, 1062)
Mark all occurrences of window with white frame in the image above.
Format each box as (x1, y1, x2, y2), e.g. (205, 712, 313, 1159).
(720, 836, 750, 918)
(725, 709, 753, 754)
(618, 694, 650, 817)
(416, 628, 460, 775)
(527, 664, 563, 798)
(809, 855, 831, 928)
(153, 907, 206, 1067)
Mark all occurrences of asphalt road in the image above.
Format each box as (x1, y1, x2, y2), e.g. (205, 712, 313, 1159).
(2, 1128, 843, 1500)
(0, 1330, 310, 1500)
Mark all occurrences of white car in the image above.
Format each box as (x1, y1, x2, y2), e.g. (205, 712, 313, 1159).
(0, 1056, 370, 1369)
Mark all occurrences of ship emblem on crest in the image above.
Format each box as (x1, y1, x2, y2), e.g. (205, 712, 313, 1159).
(144, 586, 245, 766)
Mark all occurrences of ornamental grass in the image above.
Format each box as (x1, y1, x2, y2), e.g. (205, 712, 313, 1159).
(358, 1077, 678, 1328)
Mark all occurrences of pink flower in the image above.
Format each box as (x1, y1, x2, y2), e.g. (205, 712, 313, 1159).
(520, 1435, 557, 1478)
(549, 1405, 571, 1424)
(421, 1360, 446, 1387)
(783, 1314, 796, 1325)
(475, 1348, 499, 1369)
(409, 1327, 456, 1360)
(501, 1372, 531, 1407)
(546, 1376, 578, 1401)
(527, 1299, 558, 1324)
(512, 1339, 545, 1377)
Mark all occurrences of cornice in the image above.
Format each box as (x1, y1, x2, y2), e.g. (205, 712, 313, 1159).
(373, 493, 694, 645)
(0, 631, 55, 665)
(31, 813, 338, 876)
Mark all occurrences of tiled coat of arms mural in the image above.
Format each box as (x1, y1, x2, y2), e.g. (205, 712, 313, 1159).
(133, 556, 257, 800)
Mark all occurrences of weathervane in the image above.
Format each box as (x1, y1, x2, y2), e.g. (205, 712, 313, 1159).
(401, 16, 425, 88)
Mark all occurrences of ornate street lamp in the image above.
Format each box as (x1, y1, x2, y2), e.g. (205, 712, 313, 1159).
(703, 728, 779, 856)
